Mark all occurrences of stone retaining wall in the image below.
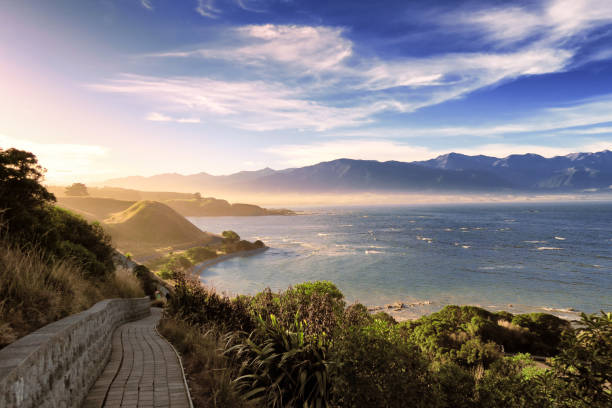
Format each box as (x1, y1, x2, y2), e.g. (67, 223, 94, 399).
(0, 297, 150, 408)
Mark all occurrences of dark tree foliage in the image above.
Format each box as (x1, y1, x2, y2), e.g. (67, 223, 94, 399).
(166, 272, 254, 333)
(48, 207, 114, 278)
(0, 148, 115, 278)
(0, 148, 56, 246)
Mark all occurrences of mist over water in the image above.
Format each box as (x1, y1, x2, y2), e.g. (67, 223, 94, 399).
(190, 202, 612, 319)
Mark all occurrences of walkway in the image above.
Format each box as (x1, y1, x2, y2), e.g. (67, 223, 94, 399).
(82, 308, 191, 408)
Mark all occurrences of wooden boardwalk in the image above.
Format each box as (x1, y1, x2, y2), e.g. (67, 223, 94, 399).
(82, 308, 191, 408)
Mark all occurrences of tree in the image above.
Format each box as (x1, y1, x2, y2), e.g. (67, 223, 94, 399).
(222, 230, 240, 242)
(65, 182, 88, 196)
(551, 312, 612, 407)
(193, 192, 201, 200)
(0, 148, 56, 245)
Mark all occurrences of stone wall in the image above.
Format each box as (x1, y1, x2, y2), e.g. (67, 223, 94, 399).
(0, 297, 150, 408)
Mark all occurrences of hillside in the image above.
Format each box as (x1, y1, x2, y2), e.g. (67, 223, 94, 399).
(164, 198, 293, 216)
(57, 196, 133, 220)
(102, 149, 612, 194)
(104, 201, 219, 248)
(53, 188, 293, 217)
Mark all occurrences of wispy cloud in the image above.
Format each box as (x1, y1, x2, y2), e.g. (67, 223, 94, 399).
(97, 1, 612, 133)
(94, 74, 377, 131)
(140, 0, 154, 11)
(195, 0, 220, 18)
(146, 112, 200, 123)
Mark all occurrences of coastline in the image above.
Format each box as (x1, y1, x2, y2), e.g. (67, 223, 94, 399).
(194, 247, 269, 275)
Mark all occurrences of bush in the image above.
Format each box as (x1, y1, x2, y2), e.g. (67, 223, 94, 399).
(133, 265, 157, 298)
(228, 314, 331, 408)
(331, 319, 435, 407)
(511, 313, 570, 355)
(343, 303, 373, 328)
(475, 357, 552, 408)
(550, 312, 612, 407)
(222, 230, 240, 242)
(250, 281, 346, 338)
(48, 207, 115, 278)
(166, 273, 254, 332)
(431, 362, 476, 408)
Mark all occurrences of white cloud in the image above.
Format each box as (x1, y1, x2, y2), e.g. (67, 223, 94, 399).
(95, 75, 376, 131)
(146, 112, 200, 123)
(0, 134, 110, 184)
(263, 139, 612, 168)
(100, 1, 612, 133)
(140, 0, 154, 11)
(195, 0, 220, 18)
(455, 0, 612, 46)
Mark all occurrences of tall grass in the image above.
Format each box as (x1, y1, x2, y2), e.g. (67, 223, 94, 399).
(0, 240, 144, 348)
(158, 317, 250, 408)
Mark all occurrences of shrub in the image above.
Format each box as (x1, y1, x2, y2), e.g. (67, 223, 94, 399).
(475, 357, 552, 408)
(331, 320, 435, 407)
(511, 313, 570, 355)
(250, 281, 346, 338)
(222, 230, 240, 242)
(431, 362, 476, 408)
(228, 314, 331, 408)
(48, 207, 115, 278)
(343, 303, 373, 328)
(549, 312, 612, 407)
(133, 265, 157, 298)
(166, 273, 253, 332)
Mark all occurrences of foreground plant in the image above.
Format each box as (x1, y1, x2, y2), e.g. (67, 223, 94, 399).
(227, 314, 331, 408)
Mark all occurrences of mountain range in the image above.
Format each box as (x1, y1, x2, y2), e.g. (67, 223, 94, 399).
(102, 150, 612, 194)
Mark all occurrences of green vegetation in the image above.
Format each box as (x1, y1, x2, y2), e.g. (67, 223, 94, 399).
(160, 274, 611, 408)
(146, 231, 266, 280)
(0, 148, 145, 347)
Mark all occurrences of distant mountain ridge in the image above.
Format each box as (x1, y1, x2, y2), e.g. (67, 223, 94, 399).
(103, 150, 612, 193)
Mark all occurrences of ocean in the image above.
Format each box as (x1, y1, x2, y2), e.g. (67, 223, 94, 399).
(189, 202, 612, 320)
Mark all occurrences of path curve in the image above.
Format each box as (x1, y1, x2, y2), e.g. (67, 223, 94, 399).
(82, 308, 191, 408)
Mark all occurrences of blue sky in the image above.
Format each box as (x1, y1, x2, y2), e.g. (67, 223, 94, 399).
(2, 0, 612, 183)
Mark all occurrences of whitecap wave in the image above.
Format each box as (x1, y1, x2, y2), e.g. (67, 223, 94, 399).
(537, 247, 563, 250)
(554, 236, 566, 240)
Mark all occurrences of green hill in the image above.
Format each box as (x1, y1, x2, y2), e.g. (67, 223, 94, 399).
(104, 201, 219, 248)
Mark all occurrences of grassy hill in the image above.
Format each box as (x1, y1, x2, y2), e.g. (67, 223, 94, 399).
(104, 201, 219, 248)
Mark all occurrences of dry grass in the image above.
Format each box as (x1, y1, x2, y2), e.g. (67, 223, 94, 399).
(158, 317, 252, 408)
(0, 241, 144, 348)
(112, 266, 146, 299)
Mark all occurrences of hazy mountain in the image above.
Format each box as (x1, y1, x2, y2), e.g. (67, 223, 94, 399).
(102, 150, 612, 193)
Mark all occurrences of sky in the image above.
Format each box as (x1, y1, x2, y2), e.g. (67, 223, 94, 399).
(2, 0, 612, 184)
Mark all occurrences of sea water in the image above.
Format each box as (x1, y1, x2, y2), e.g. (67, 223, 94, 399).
(189, 202, 612, 320)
